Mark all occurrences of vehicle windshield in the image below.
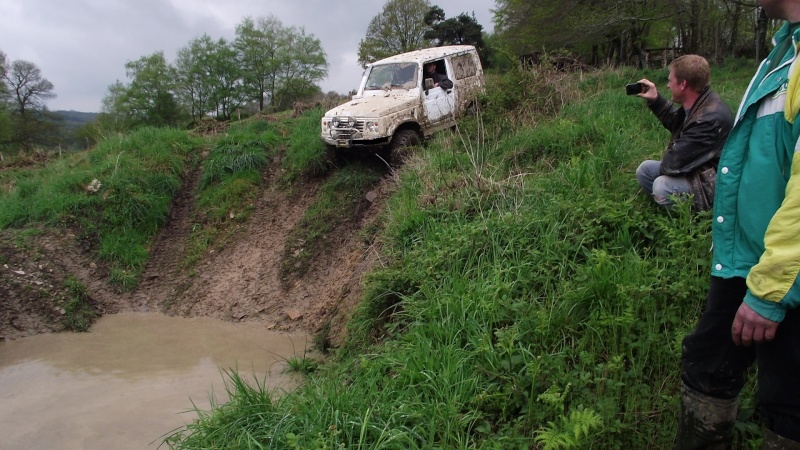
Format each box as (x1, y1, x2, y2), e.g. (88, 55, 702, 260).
(364, 63, 419, 91)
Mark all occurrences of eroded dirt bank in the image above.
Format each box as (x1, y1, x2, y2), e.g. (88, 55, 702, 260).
(0, 154, 393, 346)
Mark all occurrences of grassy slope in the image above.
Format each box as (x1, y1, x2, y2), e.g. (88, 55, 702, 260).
(164, 61, 760, 449)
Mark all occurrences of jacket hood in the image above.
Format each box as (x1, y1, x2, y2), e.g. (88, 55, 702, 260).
(325, 93, 418, 118)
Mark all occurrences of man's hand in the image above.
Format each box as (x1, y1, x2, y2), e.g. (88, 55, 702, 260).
(637, 78, 658, 102)
(731, 302, 779, 346)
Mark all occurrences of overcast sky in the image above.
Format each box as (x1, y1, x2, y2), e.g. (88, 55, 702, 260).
(0, 0, 496, 112)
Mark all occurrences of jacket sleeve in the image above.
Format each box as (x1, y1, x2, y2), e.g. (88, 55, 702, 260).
(648, 95, 684, 133)
(745, 149, 800, 322)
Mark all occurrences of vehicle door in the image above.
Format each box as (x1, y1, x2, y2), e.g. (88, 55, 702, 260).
(422, 59, 455, 125)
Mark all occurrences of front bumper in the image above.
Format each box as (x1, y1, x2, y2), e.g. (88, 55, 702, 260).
(321, 117, 388, 148)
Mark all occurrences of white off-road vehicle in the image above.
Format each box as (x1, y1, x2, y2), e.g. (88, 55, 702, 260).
(321, 45, 484, 161)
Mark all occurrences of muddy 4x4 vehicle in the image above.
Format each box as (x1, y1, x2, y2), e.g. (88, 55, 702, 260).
(321, 45, 484, 161)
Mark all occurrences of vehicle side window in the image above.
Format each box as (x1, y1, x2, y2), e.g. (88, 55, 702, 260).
(451, 54, 478, 80)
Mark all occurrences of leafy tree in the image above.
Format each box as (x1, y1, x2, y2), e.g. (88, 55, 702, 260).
(423, 6, 490, 66)
(234, 16, 327, 111)
(206, 37, 243, 120)
(99, 80, 134, 132)
(493, 0, 763, 65)
(234, 16, 285, 112)
(357, 0, 433, 66)
(104, 52, 183, 128)
(3, 59, 56, 116)
(1, 58, 57, 147)
(175, 34, 219, 123)
(273, 28, 328, 109)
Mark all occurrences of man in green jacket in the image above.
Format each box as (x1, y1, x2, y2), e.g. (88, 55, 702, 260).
(678, 1, 800, 448)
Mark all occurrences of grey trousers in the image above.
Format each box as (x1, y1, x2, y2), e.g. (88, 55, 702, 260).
(635, 160, 691, 208)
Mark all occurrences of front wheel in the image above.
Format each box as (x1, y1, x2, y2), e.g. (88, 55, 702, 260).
(390, 129, 421, 166)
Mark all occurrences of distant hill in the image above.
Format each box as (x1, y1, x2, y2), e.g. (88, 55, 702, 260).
(55, 110, 99, 128)
(52, 110, 99, 149)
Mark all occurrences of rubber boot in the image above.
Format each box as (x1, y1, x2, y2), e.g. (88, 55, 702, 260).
(676, 383, 738, 450)
(762, 428, 800, 450)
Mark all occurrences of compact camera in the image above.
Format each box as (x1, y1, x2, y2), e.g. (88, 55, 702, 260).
(625, 83, 644, 95)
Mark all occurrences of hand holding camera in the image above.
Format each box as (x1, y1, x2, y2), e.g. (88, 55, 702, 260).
(626, 79, 657, 101)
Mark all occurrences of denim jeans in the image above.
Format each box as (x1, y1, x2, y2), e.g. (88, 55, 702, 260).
(682, 276, 800, 440)
(635, 160, 692, 208)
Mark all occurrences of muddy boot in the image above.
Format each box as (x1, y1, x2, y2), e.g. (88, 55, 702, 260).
(762, 428, 800, 450)
(676, 383, 738, 450)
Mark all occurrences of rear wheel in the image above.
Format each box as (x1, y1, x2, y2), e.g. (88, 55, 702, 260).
(389, 129, 421, 166)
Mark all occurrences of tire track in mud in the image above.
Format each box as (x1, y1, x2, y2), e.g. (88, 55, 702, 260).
(131, 154, 389, 340)
(126, 167, 199, 312)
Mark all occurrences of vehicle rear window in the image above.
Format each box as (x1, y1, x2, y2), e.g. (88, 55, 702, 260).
(451, 54, 478, 80)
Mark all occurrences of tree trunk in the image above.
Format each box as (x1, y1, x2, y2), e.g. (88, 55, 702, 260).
(755, 7, 769, 62)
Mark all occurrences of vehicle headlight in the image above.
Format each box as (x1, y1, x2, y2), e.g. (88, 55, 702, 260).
(322, 118, 332, 130)
(365, 120, 380, 132)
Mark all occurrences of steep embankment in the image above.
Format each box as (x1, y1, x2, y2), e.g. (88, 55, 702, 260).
(1, 148, 391, 345)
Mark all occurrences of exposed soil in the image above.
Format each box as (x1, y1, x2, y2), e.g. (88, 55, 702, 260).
(0, 149, 394, 347)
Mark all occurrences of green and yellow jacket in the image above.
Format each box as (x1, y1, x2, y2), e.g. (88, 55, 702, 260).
(712, 22, 800, 322)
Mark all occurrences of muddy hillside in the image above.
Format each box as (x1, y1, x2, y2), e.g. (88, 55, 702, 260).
(0, 146, 394, 347)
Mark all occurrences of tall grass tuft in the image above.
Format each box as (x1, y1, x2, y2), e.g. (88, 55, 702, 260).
(281, 107, 330, 181)
(62, 277, 97, 331)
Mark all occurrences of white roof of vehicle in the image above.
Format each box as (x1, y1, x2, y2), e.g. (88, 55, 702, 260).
(369, 45, 477, 66)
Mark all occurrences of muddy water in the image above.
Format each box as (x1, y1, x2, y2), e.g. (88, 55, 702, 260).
(0, 313, 309, 450)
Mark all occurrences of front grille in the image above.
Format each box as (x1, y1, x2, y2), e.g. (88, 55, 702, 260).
(332, 118, 365, 141)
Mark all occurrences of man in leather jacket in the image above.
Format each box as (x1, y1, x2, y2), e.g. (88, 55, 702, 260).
(633, 54, 734, 211)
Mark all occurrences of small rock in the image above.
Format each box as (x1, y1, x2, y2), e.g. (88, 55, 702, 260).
(13, 270, 25, 275)
(286, 309, 303, 321)
(59, 308, 66, 315)
(366, 191, 378, 203)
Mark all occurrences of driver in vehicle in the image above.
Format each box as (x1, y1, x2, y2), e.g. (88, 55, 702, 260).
(424, 62, 453, 89)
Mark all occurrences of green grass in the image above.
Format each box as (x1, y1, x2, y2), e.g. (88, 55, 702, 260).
(62, 277, 97, 332)
(0, 127, 201, 289)
(281, 107, 331, 182)
(165, 62, 760, 449)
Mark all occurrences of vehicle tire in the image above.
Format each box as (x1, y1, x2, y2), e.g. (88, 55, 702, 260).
(390, 129, 421, 166)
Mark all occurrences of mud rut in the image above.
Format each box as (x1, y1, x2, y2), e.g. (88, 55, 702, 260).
(120, 155, 386, 345)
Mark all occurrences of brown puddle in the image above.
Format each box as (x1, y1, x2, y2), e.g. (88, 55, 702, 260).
(0, 313, 309, 449)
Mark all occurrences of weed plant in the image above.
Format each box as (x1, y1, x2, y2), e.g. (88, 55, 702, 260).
(62, 277, 97, 331)
(0, 127, 201, 288)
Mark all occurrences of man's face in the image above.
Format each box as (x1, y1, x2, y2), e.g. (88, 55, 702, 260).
(667, 69, 686, 103)
(757, 0, 783, 19)
(426, 64, 435, 73)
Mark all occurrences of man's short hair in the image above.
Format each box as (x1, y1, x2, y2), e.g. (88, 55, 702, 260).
(669, 55, 710, 92)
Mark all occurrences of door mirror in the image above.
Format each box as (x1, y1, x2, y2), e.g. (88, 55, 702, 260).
(424, 78, 434, 90)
